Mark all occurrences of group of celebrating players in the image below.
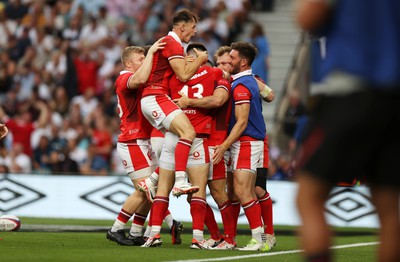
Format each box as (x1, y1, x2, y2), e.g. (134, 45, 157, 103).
(106, 8, 276, 251)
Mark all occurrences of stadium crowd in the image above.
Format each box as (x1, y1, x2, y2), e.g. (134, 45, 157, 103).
(0, 0, 284, 177)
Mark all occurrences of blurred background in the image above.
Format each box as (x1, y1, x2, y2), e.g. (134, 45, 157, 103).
(0, 0, 308, 182)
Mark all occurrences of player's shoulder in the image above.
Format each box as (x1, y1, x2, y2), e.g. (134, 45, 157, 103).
(116, 71, 133, 83)
(115, 71, 134, 89)
(206, 66, 222, 74)
(205, 66, 225, 78)
(163, 35, 180, 45)
(219, 77, 231, 87)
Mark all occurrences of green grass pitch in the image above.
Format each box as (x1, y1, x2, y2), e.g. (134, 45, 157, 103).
(0, 217, 379, 262)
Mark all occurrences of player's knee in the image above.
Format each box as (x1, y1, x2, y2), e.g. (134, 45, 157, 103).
(233, 186, 247, 200)
(210, 188, 225, 203)
(181, 126, 196, 141)
(227, 186, 235, 199)
(171, 114, 196, 140)
(254, 186, 266, 198)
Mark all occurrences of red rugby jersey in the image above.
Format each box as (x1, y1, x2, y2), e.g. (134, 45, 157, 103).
(208, 78, 231, 146)
(115, 71, 152, 142)
(142, 33, 184, 97)
(170, 66, 230, 136)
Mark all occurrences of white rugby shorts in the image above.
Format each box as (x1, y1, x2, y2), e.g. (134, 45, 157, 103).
(159, 132, 210, 170)
(230, 139, 263, 173)
(150, 136, 165, 164)
(141, 95, 182, 132)
(117, 139, 157, 179)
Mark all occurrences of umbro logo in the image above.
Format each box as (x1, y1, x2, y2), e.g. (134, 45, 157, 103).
(0, 177, 45, 212)
(80, 180, 134, 214)
(326, 187, 376, 222)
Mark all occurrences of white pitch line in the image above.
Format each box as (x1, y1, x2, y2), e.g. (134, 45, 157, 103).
(164, 242, 379, 262)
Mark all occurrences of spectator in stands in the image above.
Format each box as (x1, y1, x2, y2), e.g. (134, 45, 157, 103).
(106, 0, 146, 23)
(78, 14, 108, 49)
(110, 19, 133, 46)
(19, 0, 48, 31)
(1, 89, 18, 118)
(0, 52, 16, 101)
(73, 46, 101, 95)
(97, 37, 122, 93)
(47, 124, 79, 175)
(32, 134, 51, 173)
(68, 134, 88, 171)
(4, 0, 28, 22)
(88, 111, 113, 166)
(9, 26, 31, 62)
(0, 7, 17, 50)
(268, 155, 292, 181)
(44, 50, 67, 86)
(70, 0, 105, 18)
(98, 88, 117, 118)
(248, 22, 270, 83)
(195, 28, 220, 62)
(70, 87, 99, 120)
(196, 7, 228, 46)
(283, 89, 306, 139)
(0, 100, 48, 157)
(9, 142, 31, 173)
(49, 87, 70, 117)
(62, 14, 81, 49)
(0, 140, 9, 164)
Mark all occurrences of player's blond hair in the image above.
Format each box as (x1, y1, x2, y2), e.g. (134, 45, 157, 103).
(121, 46, 145, 68)
(214, 46, 231, 61)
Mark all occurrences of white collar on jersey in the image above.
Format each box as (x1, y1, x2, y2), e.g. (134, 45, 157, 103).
(119, 70, 131, 75)
(168, 31, 183, 46)
(232, 69, 253, 81)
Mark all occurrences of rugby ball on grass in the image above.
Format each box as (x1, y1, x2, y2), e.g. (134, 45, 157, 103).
(0, 215, 21, 231)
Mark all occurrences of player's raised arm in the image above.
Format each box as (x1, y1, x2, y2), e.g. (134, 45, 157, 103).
(128, 38, 165, 89)
(170, 48, 208, 82)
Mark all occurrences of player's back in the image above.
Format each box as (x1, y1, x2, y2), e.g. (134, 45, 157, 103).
(170, 66, 226, 135)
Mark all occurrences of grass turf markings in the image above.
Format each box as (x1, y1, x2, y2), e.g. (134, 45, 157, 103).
(165, 242, 379, 262)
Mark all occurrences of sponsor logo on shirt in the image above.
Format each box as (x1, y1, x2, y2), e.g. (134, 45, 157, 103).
(183, 109, 197, 114)
(190, 69, 208, 80)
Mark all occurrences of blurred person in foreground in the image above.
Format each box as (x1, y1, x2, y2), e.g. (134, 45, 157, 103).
(295, 0, 400, 261)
